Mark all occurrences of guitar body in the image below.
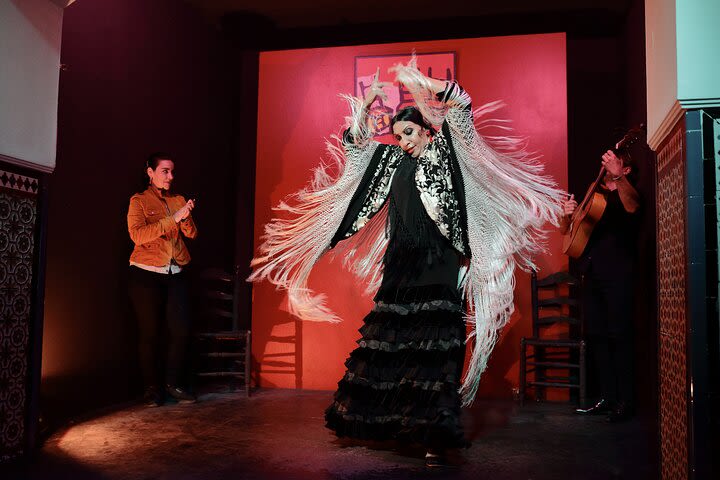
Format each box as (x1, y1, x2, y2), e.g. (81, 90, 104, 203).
(562, 191, 607, 258)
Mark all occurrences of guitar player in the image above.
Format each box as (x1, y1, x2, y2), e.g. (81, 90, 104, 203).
(561, 149, 640, 422)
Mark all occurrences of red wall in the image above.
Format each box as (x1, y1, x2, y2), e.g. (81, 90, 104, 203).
(253, 34, 567, 398)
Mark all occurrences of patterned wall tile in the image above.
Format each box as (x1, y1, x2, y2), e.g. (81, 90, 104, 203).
(0, 170, 39, 196)
(656, 120, 688, 480)
(0, 177, 38, 462)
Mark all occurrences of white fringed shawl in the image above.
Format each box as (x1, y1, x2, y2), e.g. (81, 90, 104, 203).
(247, 94, 382, 323)
(249, 61, 565, 404)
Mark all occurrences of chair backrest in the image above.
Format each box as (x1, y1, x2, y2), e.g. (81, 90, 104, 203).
(530, 270, 580, 338)
(199, 266, 240, 331)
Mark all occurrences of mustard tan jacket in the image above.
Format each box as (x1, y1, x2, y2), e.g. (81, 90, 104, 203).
(127, 186, 198, 267)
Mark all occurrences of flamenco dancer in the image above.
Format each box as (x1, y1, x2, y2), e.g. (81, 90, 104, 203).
(249, 58, 565, 466)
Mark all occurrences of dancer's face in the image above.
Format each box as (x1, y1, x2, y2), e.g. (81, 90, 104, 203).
(392, 121, 429, 158)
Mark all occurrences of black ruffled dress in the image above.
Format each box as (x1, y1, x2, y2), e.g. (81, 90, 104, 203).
(325, 152, 467, 449)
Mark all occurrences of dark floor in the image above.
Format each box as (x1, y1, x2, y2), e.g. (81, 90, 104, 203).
(3, 389, 656, 480)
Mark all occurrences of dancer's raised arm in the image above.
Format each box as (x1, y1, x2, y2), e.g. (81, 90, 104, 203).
(344, 68, 393, 144)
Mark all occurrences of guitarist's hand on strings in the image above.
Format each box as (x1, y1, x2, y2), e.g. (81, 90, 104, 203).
(559, 194, 577, 234)
(563, 194, 577, 217)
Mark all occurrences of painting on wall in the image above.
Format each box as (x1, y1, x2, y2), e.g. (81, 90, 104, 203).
(355, 52, 455, 140)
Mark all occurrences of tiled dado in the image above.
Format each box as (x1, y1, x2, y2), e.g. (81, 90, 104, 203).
(0, 168, 39, 462)
(655, 117, 688, 480)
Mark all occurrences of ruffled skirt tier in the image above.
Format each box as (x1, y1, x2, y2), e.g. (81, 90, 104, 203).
(325, 285, 467, 448)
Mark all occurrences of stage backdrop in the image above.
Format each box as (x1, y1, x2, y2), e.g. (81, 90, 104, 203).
(253, 34, 567, 399)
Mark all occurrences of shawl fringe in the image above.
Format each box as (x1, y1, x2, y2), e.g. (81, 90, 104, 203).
(250, 58, 566, 406)
(248, 95, 381, 322)
(392, 57, 565, 405)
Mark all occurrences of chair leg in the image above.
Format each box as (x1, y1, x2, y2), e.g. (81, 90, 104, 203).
(519, 339, 526, 406)
(535, 345, 546, 401)
(579, 340, 586, 407)
(245, 330, 251, 398)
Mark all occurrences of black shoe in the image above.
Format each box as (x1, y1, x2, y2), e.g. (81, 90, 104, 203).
(607, 402, 632, 423)
(575, 399, 611, 415)
(425, 452, 447, 468)
(143, 386, 163, 408)
(165, 385, 197, 404)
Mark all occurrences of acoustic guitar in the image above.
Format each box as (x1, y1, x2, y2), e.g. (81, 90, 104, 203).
(562, 125, 645, 258)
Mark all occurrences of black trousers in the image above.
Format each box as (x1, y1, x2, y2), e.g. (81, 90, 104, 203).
(128, 266, 191, 388)
(582, 273, 635, 406)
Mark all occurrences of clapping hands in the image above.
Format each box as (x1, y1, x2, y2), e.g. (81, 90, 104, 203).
(173, 199, 195, 223)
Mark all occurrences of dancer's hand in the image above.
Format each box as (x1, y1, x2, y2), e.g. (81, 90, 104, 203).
(389, 59, 424, 89)
(389, 59, 445, 94)
(362, 68, 391, 108)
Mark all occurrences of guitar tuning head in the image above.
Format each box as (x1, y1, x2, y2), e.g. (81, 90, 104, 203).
(615, 124, 647, 151)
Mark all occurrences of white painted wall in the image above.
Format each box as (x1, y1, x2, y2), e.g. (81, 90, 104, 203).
(676, 0, 720, 105)
(646, 0, 720, 147)
(645, 0, 678, 146)
(0, 0, 64, 172)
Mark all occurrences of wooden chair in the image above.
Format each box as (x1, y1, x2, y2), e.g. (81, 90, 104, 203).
(519, 270, 586, 405)
(195, 267, 251, 397)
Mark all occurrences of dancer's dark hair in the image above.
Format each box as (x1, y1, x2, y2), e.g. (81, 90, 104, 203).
(391, 106, 435, 133)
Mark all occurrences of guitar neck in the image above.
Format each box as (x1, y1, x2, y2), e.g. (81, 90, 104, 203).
(574, 166, 606, 216)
